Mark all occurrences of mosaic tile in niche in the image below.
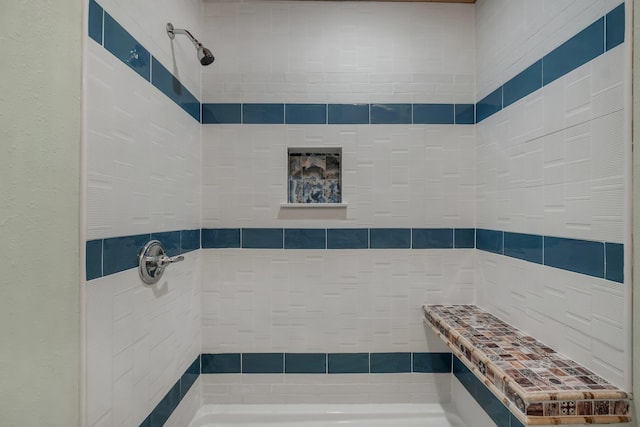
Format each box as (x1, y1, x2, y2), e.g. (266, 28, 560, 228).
(288, 150, 341, 203)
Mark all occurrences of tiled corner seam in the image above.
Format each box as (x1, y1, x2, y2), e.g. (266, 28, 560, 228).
(476, 2, 624, 123)
(88, 0, 201, 122)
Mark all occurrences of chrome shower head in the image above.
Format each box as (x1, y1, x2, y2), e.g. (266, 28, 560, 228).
(198, 47, 215, 66)
(166, 22, 215, 66)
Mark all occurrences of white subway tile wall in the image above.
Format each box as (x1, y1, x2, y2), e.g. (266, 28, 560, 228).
(85, 255, 201, 426)
(201, 1, 475, 104)
(85, 1, 203, 426)
(474, 0, 630, 391)
(201, 250, 474, 354)
(201, 373, 452, 405)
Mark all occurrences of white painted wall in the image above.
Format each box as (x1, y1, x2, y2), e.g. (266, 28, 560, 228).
(474, 0, 631, 390)
(0, 2, 82, 426)
(84, 1, 203, 425)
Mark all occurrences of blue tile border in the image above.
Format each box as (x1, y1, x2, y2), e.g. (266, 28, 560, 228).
(285, 104, 327, 124)
(87, 228, 624, 284)
(202, 103, 242, 124)
(202, 103, 475, 125)
(200, 352, 452, 375)
(544, 236, 605, 279)
(370, 352, 411, 373)
(242, 353, 284, 373)
(503, 232, 543, 265)
(285, 353, 327, 374)
(370, 228, 411, 249)
(88, 0, 103, 44)
(103, 13, 151, 83)
(90, 3, 202, 123)
(92, 3, 623, 128)
(139, 355, 200, 427)
(284, 228, 326, 249)
(201, 353, 241, 374)
(151, 58, 200, 121)
(476, 3, 623, 123)
(453, 355, 521, 427)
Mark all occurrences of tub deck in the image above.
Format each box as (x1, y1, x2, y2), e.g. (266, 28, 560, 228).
(188, 404, 464, 427)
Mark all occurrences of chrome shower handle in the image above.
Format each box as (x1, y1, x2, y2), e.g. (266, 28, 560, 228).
(146, 254, 184, 267)
(138, 240, 184, 285)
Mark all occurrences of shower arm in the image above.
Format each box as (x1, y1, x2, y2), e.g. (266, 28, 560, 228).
(166, 23, 204, 49)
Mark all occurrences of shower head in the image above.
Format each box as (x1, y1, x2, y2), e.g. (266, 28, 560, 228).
(166, 23, 215, 66)
(198, 47, 215, 66)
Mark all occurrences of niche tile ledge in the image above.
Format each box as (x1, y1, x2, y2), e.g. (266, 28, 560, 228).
(422, 304, 632, 425)
(280, 203, 348, 209)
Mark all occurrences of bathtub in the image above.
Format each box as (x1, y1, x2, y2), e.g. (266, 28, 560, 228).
(187, 403, 465, 427)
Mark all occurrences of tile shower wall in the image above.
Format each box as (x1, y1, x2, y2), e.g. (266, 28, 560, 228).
(200, 0, 476, 403)
(474, 0, 631, 390)
(84, 1, 202, 426)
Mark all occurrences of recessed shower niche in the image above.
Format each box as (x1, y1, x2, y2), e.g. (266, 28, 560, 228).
(287, 148, 342, 204)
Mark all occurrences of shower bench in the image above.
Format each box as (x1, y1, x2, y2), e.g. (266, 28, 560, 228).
(422, 304, 632, 425)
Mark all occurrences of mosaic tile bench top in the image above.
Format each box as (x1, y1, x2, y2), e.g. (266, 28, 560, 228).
(422, 304, 632, 425)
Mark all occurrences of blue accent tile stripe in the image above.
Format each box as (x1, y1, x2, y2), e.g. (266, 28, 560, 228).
(370, 352, 411, 373)
(328, 353, 369, 374)
(476, 229, 503, 255)
(545, 236, 605, 279)
(503, 232, 543, 265)
(605, 242, 624, 283)
(202, 228, 240, 249)
(412, 228, 453, 249)
(151, 231, 181, 257)
(140, 355, 201, 427)
(413, 352, 451, 373)
(201, 353, 241, 374)
(370, 228, 411, 249)
(103, 13, 150, 82)
(412, 104, 454, 125)
(202, 103, 241, 124)
(88, 0, 103, 44)
(243, 104, 284, 124)
(454, 228, 475, 249)
(285, 104, 327, 124)
(151, 58, 200, 121)
(242, 353, 284, 373)
(285, 353, 327, 374)
(85, 239, 103, 281)
(454, 104, 475, 125)
(502, 60, 542, 108)
(543, 18, 605, 86)
(370, 104, 412, 124)
(606, 3, 625, 51)
(87, 228, 624, 283)
(102, 233, 150, 277)
(327, 228, 369, 249)
(476, 87, 502, 123)
(200, 103, 477, 125)
(328, 104, 369, 124)
(453, 355, 519, 427)
(180, 356, 200, 398)
(242, 228, 283, 249)
(181, 229, 201, 253)
(284, 228, 326, 249)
